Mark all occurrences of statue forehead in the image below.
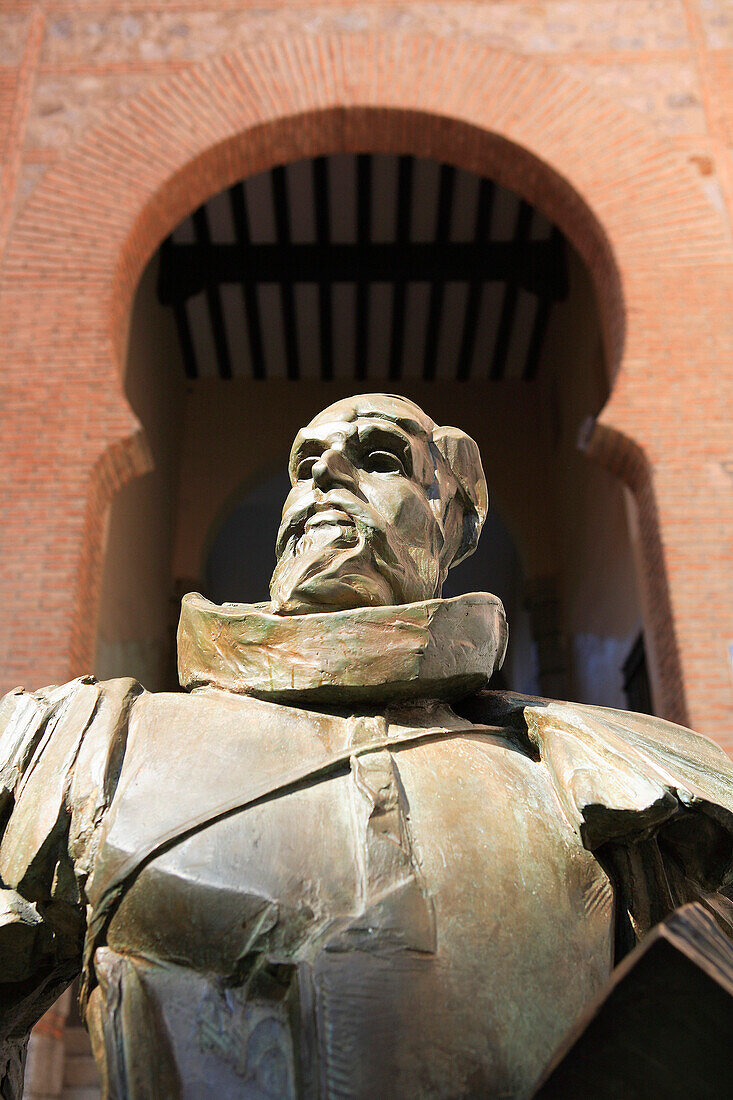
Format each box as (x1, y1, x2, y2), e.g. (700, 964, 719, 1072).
(304, 394, 435, 439)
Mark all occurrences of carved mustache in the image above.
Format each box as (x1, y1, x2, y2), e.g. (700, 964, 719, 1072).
(276, 489, 386, 558)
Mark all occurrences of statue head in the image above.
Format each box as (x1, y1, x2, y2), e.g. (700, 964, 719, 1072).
(270, 394, 488, 615)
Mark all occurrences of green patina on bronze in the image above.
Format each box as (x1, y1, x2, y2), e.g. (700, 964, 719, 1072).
(178, 590, 508, 703)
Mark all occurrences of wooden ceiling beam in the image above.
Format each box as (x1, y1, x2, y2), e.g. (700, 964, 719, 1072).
(489, 199, 533, 381)
(423, 163, 456, 381)
(191, 206, 233, 380)
(389, 154, 413, 381)
(456, 178, 495, 382)
(228, 182, 267, 380)
(272, 165, 300, 381)
(313, 156, 333, 381)
(355, 153, 372, 382)
(158, 238, 568, 304)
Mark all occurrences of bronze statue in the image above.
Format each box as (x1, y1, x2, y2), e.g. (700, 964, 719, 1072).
(1, 394, 732, 1099)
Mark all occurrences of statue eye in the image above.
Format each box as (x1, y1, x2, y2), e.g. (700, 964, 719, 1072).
(295, 457, 317, 481)
(362, 450, 405, 475)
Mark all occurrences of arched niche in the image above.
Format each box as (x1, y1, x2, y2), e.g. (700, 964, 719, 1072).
(97, 150, 645, 708)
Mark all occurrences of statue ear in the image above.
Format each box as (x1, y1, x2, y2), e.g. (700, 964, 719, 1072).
(432, 426, 489, 565)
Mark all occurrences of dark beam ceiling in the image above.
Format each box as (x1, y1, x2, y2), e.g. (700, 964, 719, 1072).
(157, 154, 569, 384)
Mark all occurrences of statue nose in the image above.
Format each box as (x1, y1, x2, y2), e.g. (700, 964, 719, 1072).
(312, 448, 358, 493)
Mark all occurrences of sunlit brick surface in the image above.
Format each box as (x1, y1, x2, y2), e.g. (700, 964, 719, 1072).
(0, 4, 730, 754)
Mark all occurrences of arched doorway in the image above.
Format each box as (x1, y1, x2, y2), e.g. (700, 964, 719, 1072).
(95, 153, 646, 714)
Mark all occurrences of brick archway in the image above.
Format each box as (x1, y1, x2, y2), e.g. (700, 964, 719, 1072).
(0, 34, 730, 740)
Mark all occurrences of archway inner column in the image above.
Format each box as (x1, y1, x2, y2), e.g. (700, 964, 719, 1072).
(589, 263, 733, 745)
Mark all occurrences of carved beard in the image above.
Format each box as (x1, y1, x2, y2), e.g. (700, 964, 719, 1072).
(270, 512, 437, 615)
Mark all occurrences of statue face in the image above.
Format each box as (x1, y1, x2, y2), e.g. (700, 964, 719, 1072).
(270, 399, 448, 615)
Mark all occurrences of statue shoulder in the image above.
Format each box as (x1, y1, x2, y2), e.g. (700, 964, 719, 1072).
(464, 689, 733, 943)
(0, 677, 145, 1054)
(0, 676, 145, 898)
(462, 688, 733, 858)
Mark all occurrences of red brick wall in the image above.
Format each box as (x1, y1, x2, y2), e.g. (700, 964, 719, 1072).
(0, 7, 731, 747)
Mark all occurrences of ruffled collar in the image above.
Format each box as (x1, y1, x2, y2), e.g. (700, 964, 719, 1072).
(177, 591, 508, 705)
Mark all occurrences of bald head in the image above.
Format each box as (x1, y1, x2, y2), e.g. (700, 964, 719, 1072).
(271, 394, 488, 615)
(307, 393, 434, 437)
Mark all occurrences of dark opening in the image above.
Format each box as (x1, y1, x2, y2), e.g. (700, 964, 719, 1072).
(623, 633, 653, 716)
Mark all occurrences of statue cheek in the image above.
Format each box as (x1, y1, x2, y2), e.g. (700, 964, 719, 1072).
(380, 490, 442, 554)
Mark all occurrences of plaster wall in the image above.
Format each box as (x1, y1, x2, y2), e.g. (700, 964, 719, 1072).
(543, 249, 644, 709)
(93, 260, 185, 692)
